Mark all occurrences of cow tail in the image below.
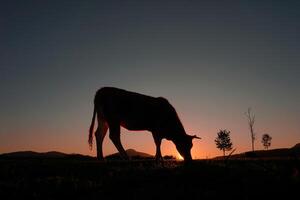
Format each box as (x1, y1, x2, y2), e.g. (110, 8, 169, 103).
(88, 105, 96, 150)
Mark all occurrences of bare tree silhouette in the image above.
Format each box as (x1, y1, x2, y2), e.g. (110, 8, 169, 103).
(261, 134, 272, 150)
(245, 107, 256, 152)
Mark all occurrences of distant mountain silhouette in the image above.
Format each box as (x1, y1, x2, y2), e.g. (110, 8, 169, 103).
(0, 149, 152, 160)
(292, 143, 300, 149)
(0, 151, 94, 159)
(105, 149, 153, 160)
(214, 143, 300, 159)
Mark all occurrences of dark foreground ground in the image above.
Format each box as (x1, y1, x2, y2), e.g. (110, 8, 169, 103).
(0, 158, 299, 200)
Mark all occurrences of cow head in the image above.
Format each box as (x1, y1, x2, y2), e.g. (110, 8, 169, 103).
(175, 134, 201, 161)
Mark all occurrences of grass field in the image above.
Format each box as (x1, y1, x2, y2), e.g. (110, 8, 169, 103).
(0, 158, 299, 200)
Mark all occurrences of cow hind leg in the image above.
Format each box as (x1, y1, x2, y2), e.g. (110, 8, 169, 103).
(95, 118, 108, 160)
(109, 123, 129, 160)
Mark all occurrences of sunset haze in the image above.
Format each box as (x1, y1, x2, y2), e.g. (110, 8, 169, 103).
(1, 0, 299, 159)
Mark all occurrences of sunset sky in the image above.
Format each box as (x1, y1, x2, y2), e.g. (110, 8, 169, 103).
(1, 0, 299, 159)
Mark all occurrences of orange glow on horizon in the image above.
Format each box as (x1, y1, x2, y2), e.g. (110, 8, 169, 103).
(1, 109, 299, 159)
(177, 153, 184, 160)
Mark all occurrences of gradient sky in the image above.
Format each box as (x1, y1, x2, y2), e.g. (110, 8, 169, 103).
(1, 0, 299, 158)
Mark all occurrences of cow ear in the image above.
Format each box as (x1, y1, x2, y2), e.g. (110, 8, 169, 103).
(189, 134, 201, 140)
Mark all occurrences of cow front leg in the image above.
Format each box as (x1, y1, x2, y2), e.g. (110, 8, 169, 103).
(153, 134, 163, 162)
(109, 124, 129, 160)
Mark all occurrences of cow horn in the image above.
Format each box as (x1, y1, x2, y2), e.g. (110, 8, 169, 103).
(191, 135, 201, 139)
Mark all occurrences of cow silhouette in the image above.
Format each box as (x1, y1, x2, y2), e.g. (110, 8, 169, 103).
(88, 87, 200, 162)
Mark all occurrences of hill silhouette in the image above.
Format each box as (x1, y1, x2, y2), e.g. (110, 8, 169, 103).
(2, 143, 299, 160)
(0, 149, 153, 160)
(214, 143, 300, 159)
(292, 143, 300, 149)
(0, 151, 94, 160)
(105, 149, 153, 160)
